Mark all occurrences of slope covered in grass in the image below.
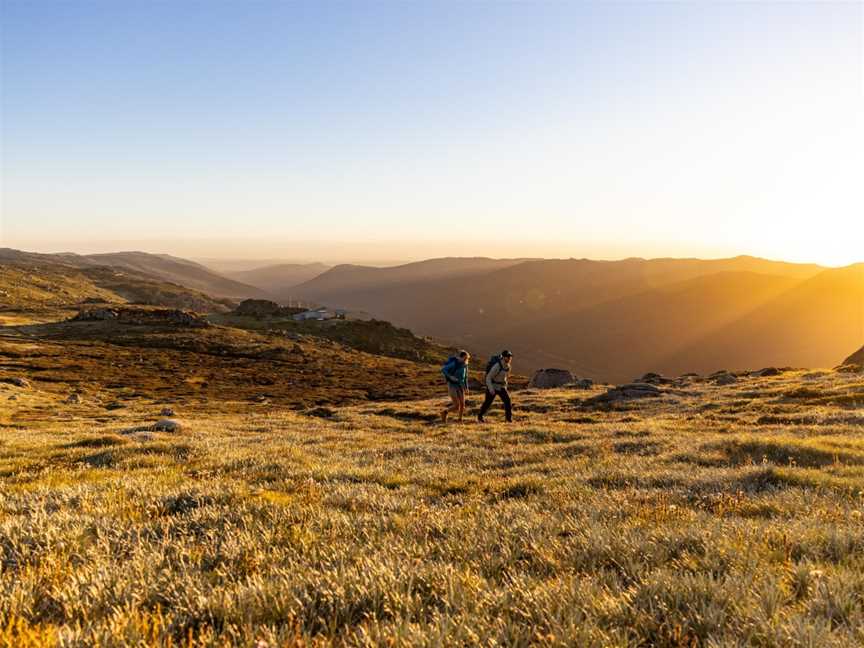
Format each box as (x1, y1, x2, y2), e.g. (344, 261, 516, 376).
(2, 369, 864, 646)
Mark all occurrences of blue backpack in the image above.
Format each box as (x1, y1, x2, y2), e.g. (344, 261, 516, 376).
(441, 357, 460, 384)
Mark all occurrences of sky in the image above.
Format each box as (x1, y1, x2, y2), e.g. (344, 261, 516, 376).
(1, 0, 862, 266)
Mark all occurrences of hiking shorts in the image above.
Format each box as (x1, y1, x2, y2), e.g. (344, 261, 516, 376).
(448, 384, 465, 399)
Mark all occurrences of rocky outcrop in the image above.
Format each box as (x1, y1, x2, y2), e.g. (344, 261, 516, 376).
(711, 371, 738, 386)
(153, 418, 183, 433)
(840, 346, 864, 371)
(530, 368, 575, 389)
(233, 299, 299, 318)
(585, 382, 662, 405)
(73, 307, 210, 328)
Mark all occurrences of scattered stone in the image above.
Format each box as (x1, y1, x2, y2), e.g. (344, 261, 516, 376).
(105, 401, 126, 410)
(712, 372, 738, 386)
(836, 363, 863, 374)
(290, 343, 305, 355)
(130, 431, 155, 442)
(8, 394, 18, 401)
(754, 367, 781, 377)
(65, 393, 83, 404)
(639, 372, 678, 385)
(160, 407, 175, 417)
(571, 378, 594, 390)
(530, 368, 575, 389)
(153, 418, 182, 433)
(73, 307, 210, 328)
(585, 382, 662, 405)
(3, 377, 31, 388)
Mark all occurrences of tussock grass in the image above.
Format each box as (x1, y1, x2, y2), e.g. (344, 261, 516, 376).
(2, 370, 864, 646)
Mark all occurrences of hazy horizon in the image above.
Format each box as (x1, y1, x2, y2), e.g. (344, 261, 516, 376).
(4, 237, 862, 270)
(2, 1, 862, 267)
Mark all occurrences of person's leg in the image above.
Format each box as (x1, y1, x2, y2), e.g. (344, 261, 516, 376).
(442, 387, 458, 422)
(478, 389, 495, 421)
(456, 388, 466, 421)
(500, 388, 512, 422)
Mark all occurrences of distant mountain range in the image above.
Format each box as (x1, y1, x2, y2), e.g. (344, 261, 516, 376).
(290, 255, 862, 381)
(3, 248, 861, 381)
(224, 262, 331, 300)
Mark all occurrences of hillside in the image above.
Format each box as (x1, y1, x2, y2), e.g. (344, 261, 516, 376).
(3, 358, 864, 645)
(291, 255, 842, 380)
(0, 248, 266, 300)
(225, 262, 330, 300)
(293, 257, 532, 302)
(0, 257, 234, 320)
(0, 310, 448, 421)
(79, 251, 268, 299)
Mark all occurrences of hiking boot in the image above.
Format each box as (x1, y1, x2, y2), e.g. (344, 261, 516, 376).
(441, 410, 448, 423)
(477, 415, 486, 423)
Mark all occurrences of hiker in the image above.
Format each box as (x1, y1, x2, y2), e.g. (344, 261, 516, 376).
(479, 350, 513, 423)
(441, 350, 470, 423)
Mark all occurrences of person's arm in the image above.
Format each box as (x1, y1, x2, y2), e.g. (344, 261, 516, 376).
(486, 364, 498, 392)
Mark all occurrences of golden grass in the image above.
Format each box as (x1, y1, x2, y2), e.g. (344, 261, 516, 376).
(1, 370, 864, 646)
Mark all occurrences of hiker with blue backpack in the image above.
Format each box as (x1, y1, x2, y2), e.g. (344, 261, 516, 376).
(440, 350, 471, 423)
(479, 350, 513, 423)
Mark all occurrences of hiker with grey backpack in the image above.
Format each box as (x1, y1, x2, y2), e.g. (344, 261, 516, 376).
(478, 350, 513, 423)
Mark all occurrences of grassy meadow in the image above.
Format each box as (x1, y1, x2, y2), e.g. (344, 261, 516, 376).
(2, 370, 864, 646)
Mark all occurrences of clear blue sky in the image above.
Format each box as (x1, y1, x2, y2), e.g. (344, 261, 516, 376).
(1, 1, 861, 264)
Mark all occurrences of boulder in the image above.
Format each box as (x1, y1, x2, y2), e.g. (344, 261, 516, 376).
(530, 368, 575, 389)
(153, 418, 183, 433)
(841, 346, 864, 368)
(73, 307, 209, 328)
(754, 367, 781, 377)
(712, 372, 738, 386)
(73, 308, 119, 321)
(572, 378, 594, 390)
(3, 377, 31, 389)
(585, 382, 662, 405)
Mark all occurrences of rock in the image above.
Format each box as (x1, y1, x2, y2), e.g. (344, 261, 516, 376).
(130, 431, 155, 442)
(712, 372, 738, 386)
(571, 378, 594, 390)
(754, 367, 781, 377)
(8, 394, 18, 401)
(73, 308, 119, 321)
(65, 393, 83, 404)
(304, 406, 337, 419)
(585, 382, 662, 405)
(73, 307, 209, 328)
(159, 407, 175, 417)
(290, 343, 305, 355)
(639, 372, 676, 385)
(233, 299, 299, 318)
(843, 345, 864, 368)
(153, 418, 182, 433)
(104, 401, 125, 410)
(530, 368, 575, 389)
(836, 364, 863, 374)
(3, 377, 31, 388)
